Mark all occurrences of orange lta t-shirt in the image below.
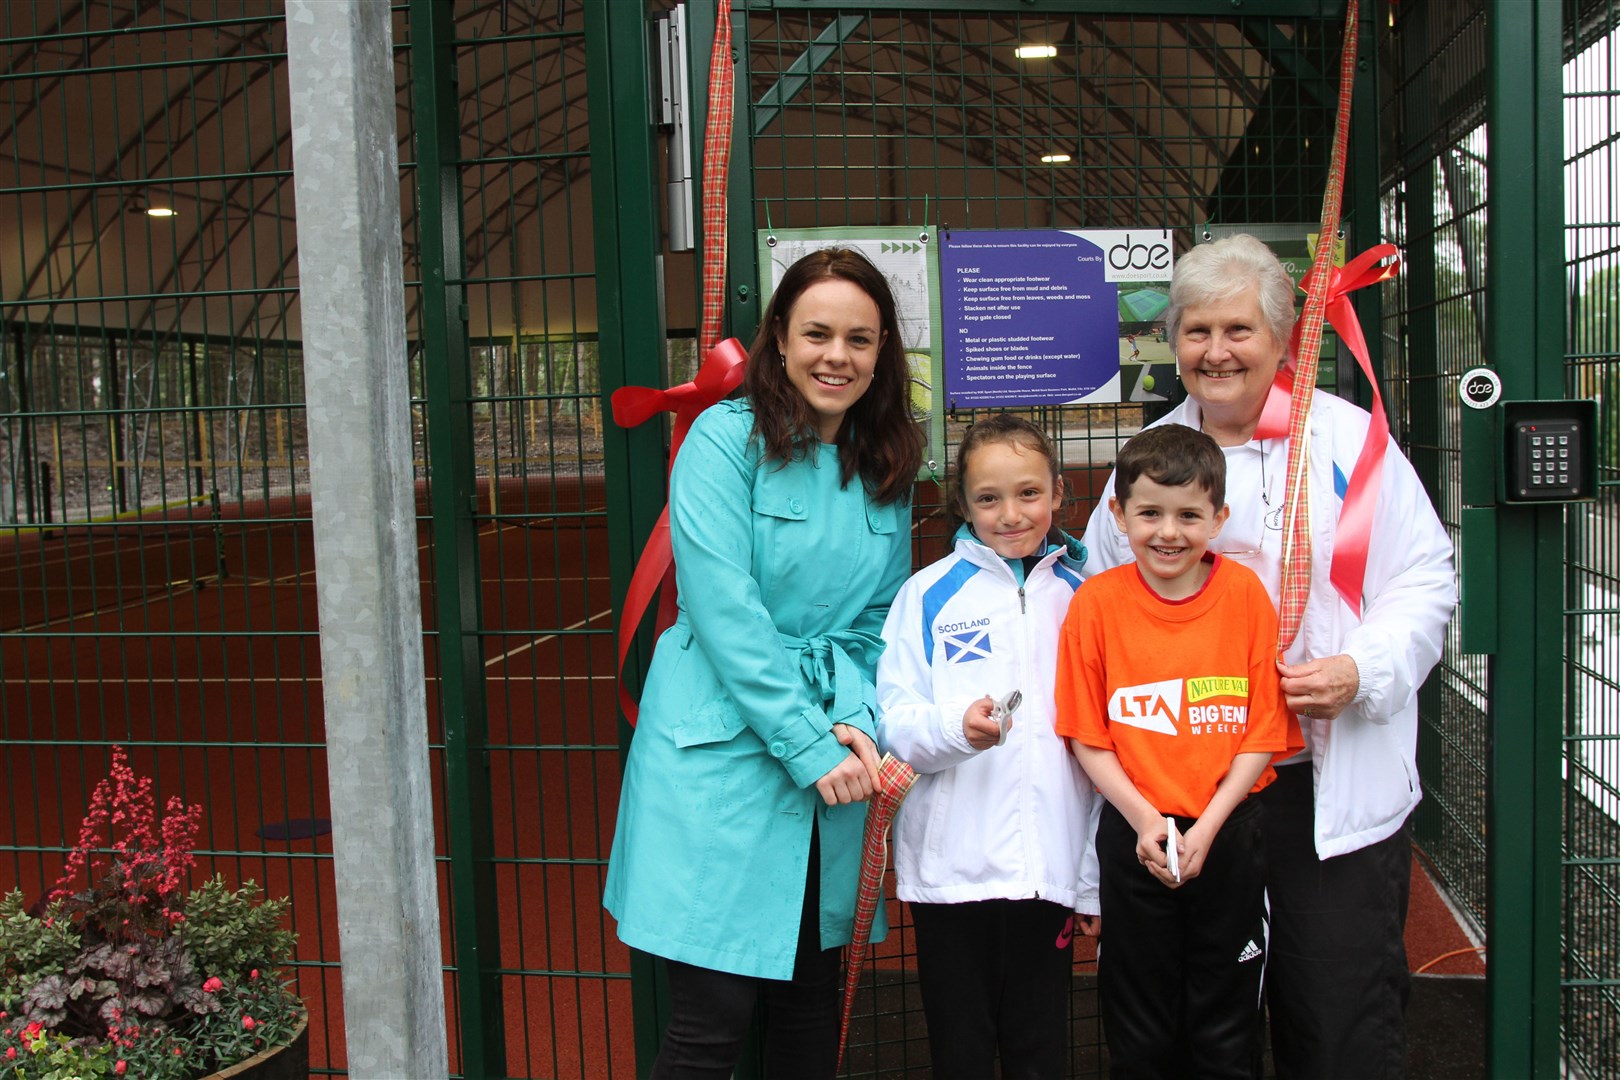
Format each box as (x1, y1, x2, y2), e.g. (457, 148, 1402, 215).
(1054, 555, 1304, 819)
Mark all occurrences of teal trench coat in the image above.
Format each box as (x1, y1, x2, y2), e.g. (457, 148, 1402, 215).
(603, 400, 912, 979)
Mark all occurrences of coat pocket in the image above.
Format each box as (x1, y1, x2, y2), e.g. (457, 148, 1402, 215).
(865, 500, 897, 535)
(672, 695, 748, 748)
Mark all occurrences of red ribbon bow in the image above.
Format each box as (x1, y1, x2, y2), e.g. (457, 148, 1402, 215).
(1255, 243, 1401, 617)
(609, 338, 749, 724)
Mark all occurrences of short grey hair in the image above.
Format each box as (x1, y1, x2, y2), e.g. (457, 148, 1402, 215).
(1166, 234, 1297, 347)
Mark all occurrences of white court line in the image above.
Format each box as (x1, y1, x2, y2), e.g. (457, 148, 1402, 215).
(269, 519, 521, 584)
(266, 513, 610, 586)
(484, 607, 614, 668)
(2, 578, 207, 633)
(0, 519, 301, 578)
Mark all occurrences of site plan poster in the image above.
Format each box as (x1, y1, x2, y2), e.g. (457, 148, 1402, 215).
(758, 226, 945, 478)
(939, 229, 1174, 408)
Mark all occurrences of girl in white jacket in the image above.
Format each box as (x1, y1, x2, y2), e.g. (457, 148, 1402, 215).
(878, 414, 1101, 1079)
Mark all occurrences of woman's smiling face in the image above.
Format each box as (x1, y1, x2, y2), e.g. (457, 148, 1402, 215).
(774, 278, 884, 442)
(1174, 287, 1287, 445)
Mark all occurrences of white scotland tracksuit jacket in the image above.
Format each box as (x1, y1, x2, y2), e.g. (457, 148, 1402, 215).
(877, 528, 1101, 914)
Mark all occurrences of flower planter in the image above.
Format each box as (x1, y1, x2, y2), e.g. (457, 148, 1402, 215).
(205, 1016, 309, 1080)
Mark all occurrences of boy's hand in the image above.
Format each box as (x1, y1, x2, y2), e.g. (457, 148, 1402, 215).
(962, 695, 1001, 750)
(1178, 819, 1216, 883)
(1077, 914, 1102, 938)
(1132, 816, 1180, 888)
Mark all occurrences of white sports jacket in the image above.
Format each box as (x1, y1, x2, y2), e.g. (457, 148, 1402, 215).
(1083, 392, 1457, 858)
(877, 529, 1101, 914)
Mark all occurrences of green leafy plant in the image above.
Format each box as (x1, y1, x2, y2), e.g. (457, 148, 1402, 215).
(0, 748, 302, 1080)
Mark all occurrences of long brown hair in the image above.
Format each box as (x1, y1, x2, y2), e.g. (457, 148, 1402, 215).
(741, 248, 923, 504)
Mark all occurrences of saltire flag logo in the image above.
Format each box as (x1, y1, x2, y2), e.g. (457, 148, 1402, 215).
(943, 627, 992, 663)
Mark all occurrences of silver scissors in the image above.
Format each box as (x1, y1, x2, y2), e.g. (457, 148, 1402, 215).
(991, 689, 1023, 746)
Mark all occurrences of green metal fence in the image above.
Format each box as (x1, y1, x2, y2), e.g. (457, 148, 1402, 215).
(1563, 1, 1620, 1075)
(1376, 0, 1486, 936)
(0, 2, 635, 1077)
(0, 0, 341, 1071)
(405, 2, 634, 1076)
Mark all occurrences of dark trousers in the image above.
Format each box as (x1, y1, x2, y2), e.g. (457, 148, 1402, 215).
(909, 897, 1075, 1079)
(649, 828, 841, 1079)
(1259, 761, 1412, 1080)
(1096, 799, 1267, 1080)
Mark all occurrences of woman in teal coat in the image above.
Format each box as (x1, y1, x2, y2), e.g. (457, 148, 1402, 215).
(604, 248, 922, 1077)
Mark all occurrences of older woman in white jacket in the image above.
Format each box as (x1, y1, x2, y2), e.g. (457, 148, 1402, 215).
(1082, 235, 1455, 1080)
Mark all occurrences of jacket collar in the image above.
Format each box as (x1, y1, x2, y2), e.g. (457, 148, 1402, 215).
(952, 523, 1087, 582)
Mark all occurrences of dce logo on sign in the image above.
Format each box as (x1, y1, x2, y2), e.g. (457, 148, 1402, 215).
(1107, 234, 1172, 272)
(1458, 367, 1502, 410)
(1089, 229, 1174, 283)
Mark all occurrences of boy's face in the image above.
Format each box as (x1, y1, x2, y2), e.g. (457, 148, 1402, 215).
(1109, 476, 1229, 599)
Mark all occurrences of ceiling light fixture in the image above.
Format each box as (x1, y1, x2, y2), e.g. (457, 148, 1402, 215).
(145, 206, 176, 218)
(1015, 45, 1057, 60)
(1040, 153, 1072, 164)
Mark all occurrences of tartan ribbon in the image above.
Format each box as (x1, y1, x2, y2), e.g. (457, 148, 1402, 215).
(1256, 243, 1401, 619)
(1272, 0, 1360, 652)
(608, 339, 748, 724)
(610, 8, 740, 724)
(837, 753, 919, 1073)
(698, 8, 733, 356)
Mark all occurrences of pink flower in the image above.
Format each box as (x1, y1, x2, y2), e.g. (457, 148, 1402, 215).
(6, 1047, 16, 1061)
(249, 969, 260, 980)
(116, 1061, 128, 1075)
(202, 977, 224, 993)
(242, 1015, 257, 1030)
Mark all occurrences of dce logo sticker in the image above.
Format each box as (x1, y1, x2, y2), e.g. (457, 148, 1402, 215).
(1458, 367, 1501, 410)
(1085, 229, 1175, 283)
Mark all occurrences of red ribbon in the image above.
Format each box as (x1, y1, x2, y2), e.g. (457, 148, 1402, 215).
(1255, 243, 1401, 617)
(609, 338, 749, 724)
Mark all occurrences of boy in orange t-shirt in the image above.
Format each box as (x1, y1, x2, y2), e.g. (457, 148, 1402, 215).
(1055, 423, 1302, 1078)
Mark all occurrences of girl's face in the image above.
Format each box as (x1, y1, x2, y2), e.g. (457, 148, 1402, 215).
(960, 441, 1063, 559)
(774, 278, 885, 442)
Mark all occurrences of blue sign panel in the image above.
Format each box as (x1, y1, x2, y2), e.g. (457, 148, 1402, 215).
(940, 230, 1123, 407)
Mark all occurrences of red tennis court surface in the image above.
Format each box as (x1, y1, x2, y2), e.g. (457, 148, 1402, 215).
(0, 476, 633, 1078)
(0, 471, 1481, 1078)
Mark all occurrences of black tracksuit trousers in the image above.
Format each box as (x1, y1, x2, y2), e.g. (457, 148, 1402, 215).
(1095, 798, 1267, 1080)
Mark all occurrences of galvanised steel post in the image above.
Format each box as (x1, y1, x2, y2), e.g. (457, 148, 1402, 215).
(407, 1, 508, 1075)
(1485, 0, 1564, 1073)
(585, 0, 676, 1071)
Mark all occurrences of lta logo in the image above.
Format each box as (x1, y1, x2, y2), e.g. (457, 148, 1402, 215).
(1108, 679, 1181, 735)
